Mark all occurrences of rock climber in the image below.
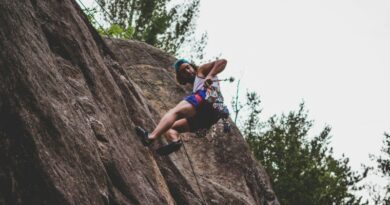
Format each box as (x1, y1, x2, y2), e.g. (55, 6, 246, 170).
(135, 58, 229, 155)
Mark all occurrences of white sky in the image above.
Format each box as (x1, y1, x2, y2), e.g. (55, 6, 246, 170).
(196, 0, 390, 166)
(79, 0, 389, 201)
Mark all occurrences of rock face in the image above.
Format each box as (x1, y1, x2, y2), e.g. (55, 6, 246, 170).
(0, 0, 279, 205)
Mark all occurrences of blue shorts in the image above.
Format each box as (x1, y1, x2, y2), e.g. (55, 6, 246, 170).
(184, 89, 207, 108)
(184, 90, 220, 131)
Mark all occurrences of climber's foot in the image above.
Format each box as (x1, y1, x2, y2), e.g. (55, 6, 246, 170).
(156, 140, 183, 156)
(135, 126, 154, 146)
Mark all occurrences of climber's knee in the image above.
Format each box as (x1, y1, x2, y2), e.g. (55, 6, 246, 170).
(171, 100, 196, 119)
(165, 129, 179, 141)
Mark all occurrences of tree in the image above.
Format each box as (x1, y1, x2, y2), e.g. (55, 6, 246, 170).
(93, 0, 207, 57)
(369, 133, 390, 204)
(242, 94, 368, 205)
(81, 7, 135, 39)
(231, 79, 244, 124)
(377, 133, 390, 198)
(242, 91, 262, 141)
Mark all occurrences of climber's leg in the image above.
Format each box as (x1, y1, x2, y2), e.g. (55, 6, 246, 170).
(149, 100, 196, 140)
(156, 119, 189, 155)
(165, 119, 191, 142)
(154, 119, 190, 155)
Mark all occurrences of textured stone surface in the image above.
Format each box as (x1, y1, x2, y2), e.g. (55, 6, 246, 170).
(0, 0, 279, 204)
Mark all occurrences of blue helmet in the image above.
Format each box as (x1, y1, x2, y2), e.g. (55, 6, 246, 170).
(173, 58, 190, 71)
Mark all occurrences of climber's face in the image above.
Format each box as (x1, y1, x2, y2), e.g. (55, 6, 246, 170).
(179, 63, 196, 78)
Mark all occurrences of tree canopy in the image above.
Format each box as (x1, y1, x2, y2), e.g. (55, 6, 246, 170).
(369, 133, 390, 204)
(91, 0, 207, 58)
(242, 93, 368, 205)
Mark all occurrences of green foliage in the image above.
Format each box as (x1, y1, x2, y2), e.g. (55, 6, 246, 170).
(377, 133, 390, 180)
(95, 0, 207, 57)
(243, 91, 262, 140)
(242, 93, 368, 205)
(370, 133, 390, 204)
(97, 24, 134, 39)
(82, 7, 99, 26)
(81, 6, 134, 39)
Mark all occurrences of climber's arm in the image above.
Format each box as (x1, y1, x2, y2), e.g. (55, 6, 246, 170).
(198, 59, 227, 78)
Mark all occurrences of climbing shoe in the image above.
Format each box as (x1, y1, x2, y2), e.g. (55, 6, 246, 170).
(156, 140, 183, 156)
(135, 126, 154, 146)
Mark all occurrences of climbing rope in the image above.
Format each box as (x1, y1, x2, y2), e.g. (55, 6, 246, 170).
(180, 138, 207, 204)
(76, 1, 207, 204)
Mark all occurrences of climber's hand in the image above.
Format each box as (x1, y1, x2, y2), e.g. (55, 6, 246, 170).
(203, 78, 213, 88)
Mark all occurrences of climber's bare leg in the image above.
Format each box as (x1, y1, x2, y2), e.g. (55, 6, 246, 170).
(149, 100, 195, 140)
(165, 119, 191, 142)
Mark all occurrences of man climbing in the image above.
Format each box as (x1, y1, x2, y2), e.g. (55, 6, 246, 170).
(136, 58, 229, 155)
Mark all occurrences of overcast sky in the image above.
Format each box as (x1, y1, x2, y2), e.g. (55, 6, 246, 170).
(79, 0, 389, 201)
(195, 0, 390, 166)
